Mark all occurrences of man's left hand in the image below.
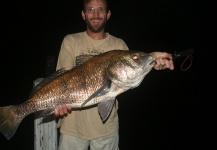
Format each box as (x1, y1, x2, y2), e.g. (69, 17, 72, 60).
(150, 52, 174, 70)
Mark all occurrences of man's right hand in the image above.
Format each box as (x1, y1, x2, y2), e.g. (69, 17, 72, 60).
(54, 104, 72, 117)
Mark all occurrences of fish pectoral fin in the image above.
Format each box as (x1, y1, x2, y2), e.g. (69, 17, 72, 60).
(97, 98, 115, 122)
(35, 109, 54, 118)
(81, 80, 112, 107)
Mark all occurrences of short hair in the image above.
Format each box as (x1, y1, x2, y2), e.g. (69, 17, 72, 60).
(83, 0, 109, 11)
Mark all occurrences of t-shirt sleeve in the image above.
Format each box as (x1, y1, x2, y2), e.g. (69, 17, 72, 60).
(56, 35, 76, 70)
(111, 36, 129, 51)
(121, 40, 129, 50)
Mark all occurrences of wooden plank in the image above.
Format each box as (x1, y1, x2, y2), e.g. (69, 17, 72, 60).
(34, 113, 58, 150)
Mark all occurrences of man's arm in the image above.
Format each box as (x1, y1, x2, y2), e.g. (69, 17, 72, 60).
(54, 35, 76, 117)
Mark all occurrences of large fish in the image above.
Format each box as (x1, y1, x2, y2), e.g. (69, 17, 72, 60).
(0, 50, 155, 140)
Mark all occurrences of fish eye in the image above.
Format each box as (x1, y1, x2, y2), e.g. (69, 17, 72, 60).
(132, 55, 138, 60)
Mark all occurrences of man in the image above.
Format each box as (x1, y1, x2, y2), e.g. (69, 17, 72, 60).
(54, 0, 174, 150)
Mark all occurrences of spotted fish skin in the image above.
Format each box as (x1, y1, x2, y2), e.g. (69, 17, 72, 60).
(0, 50, 155, 140)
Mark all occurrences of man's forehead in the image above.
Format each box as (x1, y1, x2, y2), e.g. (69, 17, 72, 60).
(85, 0, 106, 7)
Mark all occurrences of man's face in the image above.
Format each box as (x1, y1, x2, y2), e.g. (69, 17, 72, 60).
(82, 0, 110, 33)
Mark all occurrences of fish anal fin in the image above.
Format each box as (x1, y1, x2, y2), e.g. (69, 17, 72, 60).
(35, 109, 54, 119)
(97, 98, 115, 122)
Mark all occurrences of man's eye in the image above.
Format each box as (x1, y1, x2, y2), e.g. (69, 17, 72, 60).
(98, 8, 103, 12)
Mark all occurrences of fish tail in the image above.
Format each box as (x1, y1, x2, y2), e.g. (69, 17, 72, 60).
(0, 105, 25, 140)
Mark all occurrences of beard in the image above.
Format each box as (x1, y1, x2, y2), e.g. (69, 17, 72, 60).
(85, 17, 107, 33)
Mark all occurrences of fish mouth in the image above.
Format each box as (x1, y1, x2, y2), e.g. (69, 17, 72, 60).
(143, 56, 155, 72)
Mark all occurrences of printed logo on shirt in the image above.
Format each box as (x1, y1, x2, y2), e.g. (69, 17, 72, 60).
(78, 48, 105, 56)
(76, 49, 105, 66)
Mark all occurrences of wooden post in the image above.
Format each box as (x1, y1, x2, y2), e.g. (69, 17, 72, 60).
(34, 56, 58, 150)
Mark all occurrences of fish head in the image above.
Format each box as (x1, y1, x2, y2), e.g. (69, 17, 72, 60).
(107, 50, 155, 88)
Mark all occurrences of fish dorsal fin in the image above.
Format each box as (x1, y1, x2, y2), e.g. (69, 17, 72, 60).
(29, 69, 68, 98)
(98, 98, 116, 122)
(81, 80, 111, 107)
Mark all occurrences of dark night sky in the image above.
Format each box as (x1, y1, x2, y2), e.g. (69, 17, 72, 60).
(0, 0, 216, 150)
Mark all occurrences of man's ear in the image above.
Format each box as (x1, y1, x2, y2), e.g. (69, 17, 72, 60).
(107, 10, 111, 20)
(81, 10, 85, 20)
